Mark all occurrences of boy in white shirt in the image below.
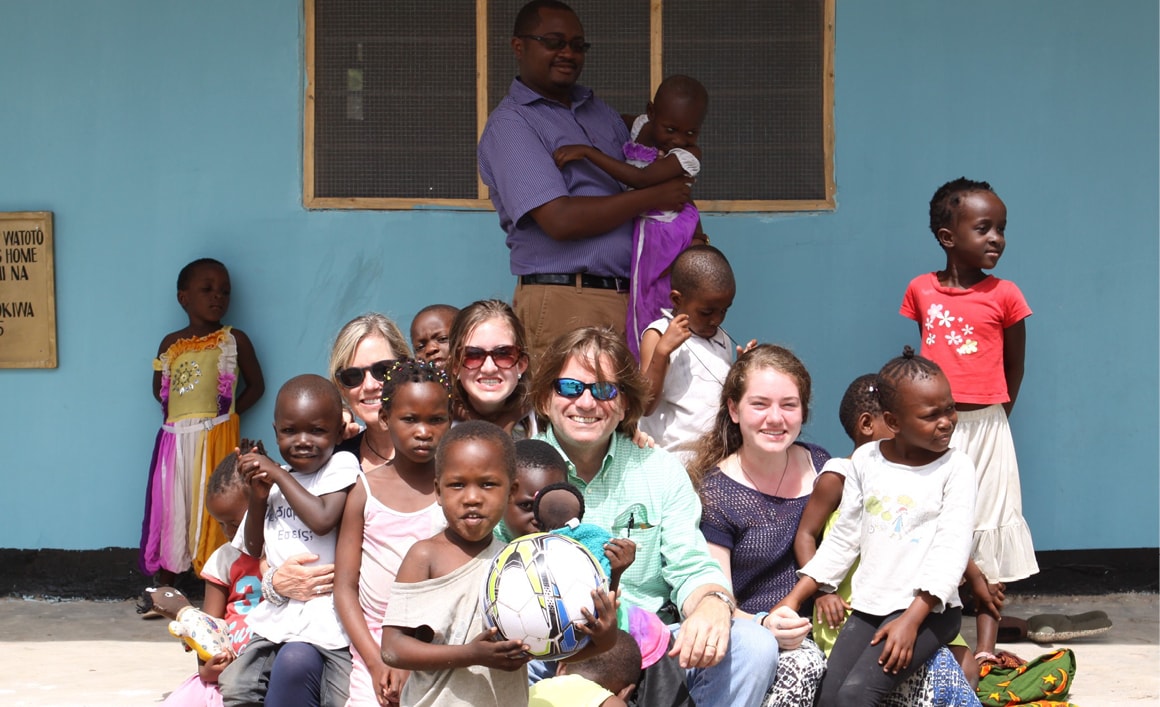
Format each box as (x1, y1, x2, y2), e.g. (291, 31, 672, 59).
(219, 374, 360, 707)
(638, 245, 754, 464)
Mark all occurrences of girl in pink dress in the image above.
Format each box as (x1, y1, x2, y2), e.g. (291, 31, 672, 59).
(554, 75, 708, 359)
(334, 359, 453, 706)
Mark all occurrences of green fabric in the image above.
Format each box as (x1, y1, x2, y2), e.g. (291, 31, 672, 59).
(977, 648, 1078, 707)
(812, 509, 856, 656)
(539, 428, 730, 623)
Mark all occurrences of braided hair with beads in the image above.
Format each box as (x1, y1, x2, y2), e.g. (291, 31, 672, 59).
(874, 345, 946, 414)
(380, 357, 453, 411)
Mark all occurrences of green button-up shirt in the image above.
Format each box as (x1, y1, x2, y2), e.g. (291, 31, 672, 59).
(539, 427, 730, 623)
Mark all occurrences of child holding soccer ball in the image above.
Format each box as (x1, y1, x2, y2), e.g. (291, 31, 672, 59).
(380, 421, 620, 707)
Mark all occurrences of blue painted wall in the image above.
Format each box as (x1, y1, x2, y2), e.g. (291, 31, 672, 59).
(1, 1, 1155, 552)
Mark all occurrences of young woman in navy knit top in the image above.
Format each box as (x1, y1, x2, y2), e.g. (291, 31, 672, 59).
(688, 344, 830, 707)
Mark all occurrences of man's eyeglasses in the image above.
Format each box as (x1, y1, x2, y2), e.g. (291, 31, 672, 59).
(461, 346, 524, 370)
(335, 360, 394, 388)
(553, 378, 619, 401)
(518, 34, 591, 53)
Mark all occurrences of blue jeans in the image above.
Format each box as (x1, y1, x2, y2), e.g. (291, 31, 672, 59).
(673, 619, 780, 707)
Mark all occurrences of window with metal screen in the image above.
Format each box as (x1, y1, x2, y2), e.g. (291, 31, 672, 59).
(305, 0, 834, 212)
(310, 0, 478, 202)
(664, 2, 828, 203)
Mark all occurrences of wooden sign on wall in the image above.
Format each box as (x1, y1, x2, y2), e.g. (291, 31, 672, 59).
(0, 212, 56, 368)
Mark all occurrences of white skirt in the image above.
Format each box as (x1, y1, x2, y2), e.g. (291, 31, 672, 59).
(952, 405, 1039, 583)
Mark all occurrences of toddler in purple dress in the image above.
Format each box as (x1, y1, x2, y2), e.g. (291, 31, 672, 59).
(554, 75, 708, 358)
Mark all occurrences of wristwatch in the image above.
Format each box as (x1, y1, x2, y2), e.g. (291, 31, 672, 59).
(703, 590, 736, 616)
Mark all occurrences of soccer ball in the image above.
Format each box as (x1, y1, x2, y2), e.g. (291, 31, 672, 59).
(480, 532, 608, 660)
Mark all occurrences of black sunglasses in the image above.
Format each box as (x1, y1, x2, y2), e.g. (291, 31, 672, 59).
(461, 345, 523, 370)
(335, 360, 393, 388)
(553, 378, 619, 401)
(518, 34, 591, 53)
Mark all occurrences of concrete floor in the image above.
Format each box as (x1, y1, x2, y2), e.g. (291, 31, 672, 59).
(0, 593, 1155, 706)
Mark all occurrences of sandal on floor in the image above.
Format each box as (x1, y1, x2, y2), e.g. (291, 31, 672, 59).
(1026, 610, 1113, 642)
(996, 615, 1029, 643)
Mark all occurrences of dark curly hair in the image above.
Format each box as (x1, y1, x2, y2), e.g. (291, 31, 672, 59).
(206, 451, 242, 499)
(532, 481, 585, 530)
(929, 177, 995, 240)
(671, 244, 734, 297)
(515, 439, 569, 476)
(837, 374, 881, 442)
(435, 419, 516, 480)
(875, 346, 945, 414)
(176, 258, 226, 290)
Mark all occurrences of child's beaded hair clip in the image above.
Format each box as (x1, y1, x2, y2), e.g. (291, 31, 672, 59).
(380, 357, 453, 407)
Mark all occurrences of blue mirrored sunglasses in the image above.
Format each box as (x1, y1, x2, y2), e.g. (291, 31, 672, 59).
(552, 378, 619, 401)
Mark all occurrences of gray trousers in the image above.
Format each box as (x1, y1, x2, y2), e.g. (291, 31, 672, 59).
(219, 635, 352, 707)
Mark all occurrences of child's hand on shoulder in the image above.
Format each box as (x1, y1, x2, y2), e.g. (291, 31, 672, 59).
(574, 587, 620, 653)
(467, 627, 531, 671)
(657, 314, 692, 355)
(553, 144, 593, 168)
(604, 538, 636, 574)
(630, 428, 656, 449)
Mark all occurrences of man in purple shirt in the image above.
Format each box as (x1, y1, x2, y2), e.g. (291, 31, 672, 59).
(478, 0, 692, 359)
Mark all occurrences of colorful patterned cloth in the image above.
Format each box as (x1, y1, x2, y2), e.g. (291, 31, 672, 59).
(977, 649, 1078, 707)
(881, 646, 983, 707)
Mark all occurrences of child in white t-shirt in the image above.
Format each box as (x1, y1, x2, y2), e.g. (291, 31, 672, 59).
(638, 245, 754, 464)
(219, 374, 360, 707)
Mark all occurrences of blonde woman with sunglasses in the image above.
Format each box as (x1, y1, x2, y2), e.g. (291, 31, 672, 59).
(446, 299, 537, 437)
(328, 313, 412, 469)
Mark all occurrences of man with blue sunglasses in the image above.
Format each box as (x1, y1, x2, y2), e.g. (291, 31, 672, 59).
(529, 327, 780, 707)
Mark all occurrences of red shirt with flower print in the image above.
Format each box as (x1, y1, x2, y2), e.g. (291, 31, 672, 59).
(900, 272, 1031, 405)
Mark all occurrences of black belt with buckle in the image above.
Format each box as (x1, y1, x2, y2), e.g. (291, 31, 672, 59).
(520, 273, 629, 291)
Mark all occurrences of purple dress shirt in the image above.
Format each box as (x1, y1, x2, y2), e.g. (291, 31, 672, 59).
(478, 78, 633, 278)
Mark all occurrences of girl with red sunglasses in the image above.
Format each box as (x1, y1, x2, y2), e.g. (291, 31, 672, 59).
(447, 300, 536, 436)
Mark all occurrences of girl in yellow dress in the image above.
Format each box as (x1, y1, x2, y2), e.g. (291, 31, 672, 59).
(140, 258, 264, 585)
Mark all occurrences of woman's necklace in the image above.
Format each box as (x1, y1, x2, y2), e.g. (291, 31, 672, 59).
(735, 447, 792, 498)
(362, 434, 392, 465)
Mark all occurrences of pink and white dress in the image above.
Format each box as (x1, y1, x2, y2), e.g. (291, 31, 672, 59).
(347, 472, 447, 706)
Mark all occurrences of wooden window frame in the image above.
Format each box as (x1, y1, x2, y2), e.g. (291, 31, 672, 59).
(303, 0, 835, 212)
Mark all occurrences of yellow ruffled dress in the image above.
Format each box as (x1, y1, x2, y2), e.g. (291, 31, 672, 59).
(139, 327, 238, 575)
